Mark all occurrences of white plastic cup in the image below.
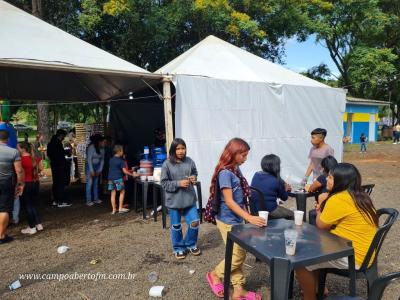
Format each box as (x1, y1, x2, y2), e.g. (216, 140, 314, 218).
(140, 175, 147, 181)
(9, 280, 22, 291)
(149, 286, 165, 297)
(57, 245, 69, 254)
(258, 211, 269, 223)
(294, 210, 304, 226)
(284, 229, 298, 255)
(147, 176, 154, 181)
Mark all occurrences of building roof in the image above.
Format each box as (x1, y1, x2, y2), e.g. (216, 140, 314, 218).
(346, 96, 389, 106)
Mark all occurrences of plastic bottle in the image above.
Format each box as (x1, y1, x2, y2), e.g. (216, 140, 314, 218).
(144, 146, 150, 160)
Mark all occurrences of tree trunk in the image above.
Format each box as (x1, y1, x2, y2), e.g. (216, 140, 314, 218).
(32, 0, 50, 142)
(37, 102, 50, 142)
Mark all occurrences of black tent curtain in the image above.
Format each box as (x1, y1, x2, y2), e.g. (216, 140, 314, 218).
(109, 85, 176, 167)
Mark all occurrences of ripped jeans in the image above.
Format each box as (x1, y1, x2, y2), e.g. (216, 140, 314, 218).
(169, 205, 199, 253)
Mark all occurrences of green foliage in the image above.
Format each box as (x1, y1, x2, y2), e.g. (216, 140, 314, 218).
(348, 46, 397, 98)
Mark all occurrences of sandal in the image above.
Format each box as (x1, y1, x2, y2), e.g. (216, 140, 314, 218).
(118, 208, 130, 213)
(233, 291, 262, 300)
(206, 272, 224, 298)
(0, 235, 14, 244)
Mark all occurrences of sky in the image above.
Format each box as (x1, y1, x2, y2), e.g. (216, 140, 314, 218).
(283, 34, 340, 78)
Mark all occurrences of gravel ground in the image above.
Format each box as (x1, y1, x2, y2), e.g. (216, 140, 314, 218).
(1, 142, 399, 300)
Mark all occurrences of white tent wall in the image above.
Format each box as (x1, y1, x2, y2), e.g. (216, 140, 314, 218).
(174, 75, 346, 207)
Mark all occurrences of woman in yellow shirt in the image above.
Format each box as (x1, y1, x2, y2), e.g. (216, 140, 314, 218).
(296, 163, 378, 300)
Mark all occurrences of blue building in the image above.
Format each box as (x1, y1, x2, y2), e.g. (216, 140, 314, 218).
(344, 97, 389, 144)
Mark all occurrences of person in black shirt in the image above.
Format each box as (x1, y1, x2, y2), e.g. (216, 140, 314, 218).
(360, 133, 367, 153)
(47, 129, 70, 207)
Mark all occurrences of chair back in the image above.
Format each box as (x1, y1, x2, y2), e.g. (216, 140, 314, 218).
(249, 186, 265, 215)
(361, 184, 375, 195)
(360, 208, 399, 272)
(367, 271, 400, 300)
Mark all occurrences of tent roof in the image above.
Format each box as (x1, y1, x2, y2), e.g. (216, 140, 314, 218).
(0, 0, 161, 102)
(157, 35, 329, 88)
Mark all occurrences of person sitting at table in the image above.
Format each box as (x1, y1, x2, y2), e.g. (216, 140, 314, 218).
(295, 163, 378, 300)
(250, 154, 293, 220)
(301, 128, 334, 186)
(206, 138, 265, 300)
(307, 155, 338, 225)
(160, 138, 200, 260)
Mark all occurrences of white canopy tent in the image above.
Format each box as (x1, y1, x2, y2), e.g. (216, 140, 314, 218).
(157, 35, 346, 204)
(0, 0, 162, 102)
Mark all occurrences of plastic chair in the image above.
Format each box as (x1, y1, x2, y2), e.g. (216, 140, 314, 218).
(317, 208, 399, 299)
(361, 184, 375, 196)
(325, 271, 400, 300)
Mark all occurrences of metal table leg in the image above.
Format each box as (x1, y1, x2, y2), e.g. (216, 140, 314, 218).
(133, 180, 138, 212)
(161, 188, 167, 229)
(152, 184, 158, 222)
(196, 182, 203, 223)
(142, 181, 148, 219)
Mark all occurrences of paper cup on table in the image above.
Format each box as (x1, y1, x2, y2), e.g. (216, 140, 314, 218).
(140, 176, 147, 181)
(284, 229, 298, 255)
(258, 211, 269, 223)
(294, 210, 304, 225)
(147, 176, 154, 181)
(149, 286, 165, 297)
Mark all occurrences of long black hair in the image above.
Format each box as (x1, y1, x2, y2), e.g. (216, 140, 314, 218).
(322, 163, 378, 226)
(321, 155, 338, 175)
(261, 154, 284, 184)
(168, 138, 186, 164)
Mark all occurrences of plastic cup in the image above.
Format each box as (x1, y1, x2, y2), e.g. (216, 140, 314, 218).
(149, 286, 164, 297)
(284, 229, 298, 255)
(258, 211, 269, 223)
(140, 176, 147, 181)
(294, 210, 304, 226)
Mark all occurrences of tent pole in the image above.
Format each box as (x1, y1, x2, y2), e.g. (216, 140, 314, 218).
(162, 76, 174, 151)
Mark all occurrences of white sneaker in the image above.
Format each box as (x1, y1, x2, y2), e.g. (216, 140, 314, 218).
(93, 199, 102, 204)
(21, 227, 37, 235)
(86, 202, 94, 207)
(58, 203, 72, 208)
(36, 224, 43, 231)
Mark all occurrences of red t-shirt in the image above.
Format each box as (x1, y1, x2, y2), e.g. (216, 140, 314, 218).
(21, 155, 41, 182)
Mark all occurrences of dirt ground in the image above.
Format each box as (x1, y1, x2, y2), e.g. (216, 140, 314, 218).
(1, 143, 399, 300)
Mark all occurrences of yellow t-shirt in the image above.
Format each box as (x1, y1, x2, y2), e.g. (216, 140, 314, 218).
(320, 190, 377, 266)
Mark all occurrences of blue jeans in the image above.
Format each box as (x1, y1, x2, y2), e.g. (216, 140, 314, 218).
(86, 163, 100, 203)
(169, 205, 199, 253)
(12, 196, 20, 223)
(360, 142, 367, 152)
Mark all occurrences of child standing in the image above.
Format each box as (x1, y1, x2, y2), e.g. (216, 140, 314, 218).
(108, 145, 137, 214)
(206, 138, 265, 300)
(360, 133, 367, 153)
(250, 154, 293, 220)
(160, 138, 200, 260)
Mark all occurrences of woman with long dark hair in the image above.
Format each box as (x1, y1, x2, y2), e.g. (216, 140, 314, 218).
(206, 138, 264, 300)
(85, 134, 105, 206)
(296, 163, 378, 300)
(160, 138, 200, 260)
(250, 154, 293, 219)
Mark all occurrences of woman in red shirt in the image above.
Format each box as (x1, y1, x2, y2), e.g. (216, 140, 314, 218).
(18, 142, 44, 235)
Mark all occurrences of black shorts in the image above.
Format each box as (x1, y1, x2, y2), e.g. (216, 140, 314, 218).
(0, 181, 14, 213)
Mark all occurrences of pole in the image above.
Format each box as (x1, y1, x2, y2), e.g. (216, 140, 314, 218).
(162, 76, 174, 151)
